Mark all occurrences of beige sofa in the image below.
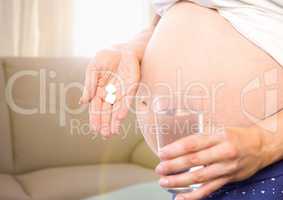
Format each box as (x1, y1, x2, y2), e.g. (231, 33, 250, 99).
(0, 58, 159, 200)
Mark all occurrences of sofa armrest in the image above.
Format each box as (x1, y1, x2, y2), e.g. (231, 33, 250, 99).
(0, 59, 14, 174)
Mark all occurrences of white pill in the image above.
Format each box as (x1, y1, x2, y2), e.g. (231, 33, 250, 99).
(106, 84, 117, 94)
(105, 94, 116, 104)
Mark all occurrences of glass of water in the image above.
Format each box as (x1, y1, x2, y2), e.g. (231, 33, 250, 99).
(153, 93, 206, 194)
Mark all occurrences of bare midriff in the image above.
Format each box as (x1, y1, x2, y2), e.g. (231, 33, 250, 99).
(135, 2, 283, 152)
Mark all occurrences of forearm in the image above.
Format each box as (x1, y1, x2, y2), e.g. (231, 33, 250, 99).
(253, 109, 283, 168)
(114, 15, 160, 61)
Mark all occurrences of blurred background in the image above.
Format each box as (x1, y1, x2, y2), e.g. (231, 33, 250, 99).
(0, 0, 153, 57)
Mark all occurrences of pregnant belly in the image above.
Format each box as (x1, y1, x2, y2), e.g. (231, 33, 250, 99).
(135, 2, 283, 152)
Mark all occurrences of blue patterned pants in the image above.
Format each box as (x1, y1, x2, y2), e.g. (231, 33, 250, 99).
(172, 160, 283, 200)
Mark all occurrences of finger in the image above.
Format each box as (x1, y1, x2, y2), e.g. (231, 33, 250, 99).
(109, 85, 127, 135)
(111, 100, 122, 134)
(111, 83, 137, 134)
(105, 75, 126, 134)
(109, 82, 129, 135)
(80, 64, 98, 104)
(105, 80, 129, 121)
(89, 97, 103, 131)
(117, 96, 130, 120)
(117, 82, 139, 120)
(175, 177, 229, 200)
(100, 102, 113, 137)
(159, 135, 221, 161)
(156, 143, 237, 175)
(159, 162, 236, 188)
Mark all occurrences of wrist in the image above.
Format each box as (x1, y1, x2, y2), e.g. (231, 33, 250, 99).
(113, 29, 153, 62)
(251, 125, 283, 169)
(113, 43, 144, 61)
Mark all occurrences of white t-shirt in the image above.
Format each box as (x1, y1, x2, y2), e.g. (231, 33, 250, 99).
(152, 0, 283, 66)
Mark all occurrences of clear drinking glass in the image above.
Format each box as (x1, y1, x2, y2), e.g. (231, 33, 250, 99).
(153, 94, 205, 194)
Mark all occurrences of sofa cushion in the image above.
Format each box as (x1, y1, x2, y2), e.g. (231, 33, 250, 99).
(3, 58, 144, 173)
(0, 174, 30, 200)
(16, 164, 158, 200)
(0, 59, 13, 173)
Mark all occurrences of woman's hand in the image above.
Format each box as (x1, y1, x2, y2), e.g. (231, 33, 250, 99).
(80, 47, 141, 137)
(155, 126, 273, 200)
